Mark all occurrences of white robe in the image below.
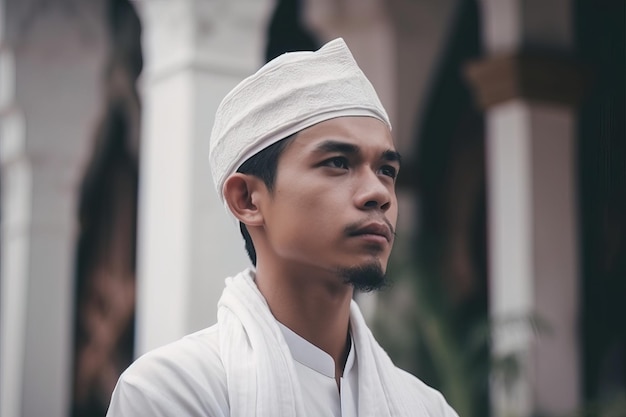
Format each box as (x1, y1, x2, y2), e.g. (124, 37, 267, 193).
(106, 269, 459, 417)
(276, 320, 358, 416)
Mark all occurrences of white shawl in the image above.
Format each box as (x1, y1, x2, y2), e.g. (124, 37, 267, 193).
(217, 269, 454, 417)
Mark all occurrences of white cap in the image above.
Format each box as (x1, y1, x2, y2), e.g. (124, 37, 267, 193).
(209, 37, 391, 209)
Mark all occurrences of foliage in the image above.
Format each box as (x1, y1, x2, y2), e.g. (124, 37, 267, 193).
(375, 244, 626, 417)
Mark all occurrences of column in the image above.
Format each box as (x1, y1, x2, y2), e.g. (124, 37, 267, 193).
(134, 0, 274, 355)
(465, 0, 584, 415)
(0, 1, 108, 416)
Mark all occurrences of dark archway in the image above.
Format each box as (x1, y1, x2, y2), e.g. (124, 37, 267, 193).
(576, 0, 626, 407)
(265, 0, 319, 62)
(399, 1, 488, 415)
(71, 1, 142, 416)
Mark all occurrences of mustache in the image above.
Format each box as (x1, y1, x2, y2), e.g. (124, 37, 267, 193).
(343, 217, 396, 239)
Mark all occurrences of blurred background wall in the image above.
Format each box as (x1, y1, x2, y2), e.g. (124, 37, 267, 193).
(0, 0, 623, 416)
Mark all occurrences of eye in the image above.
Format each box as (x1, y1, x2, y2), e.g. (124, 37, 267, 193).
(324, 156, 349, 169)
(380, 165, 397, 179)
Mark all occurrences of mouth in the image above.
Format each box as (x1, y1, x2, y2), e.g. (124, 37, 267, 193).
(347, 222, 393, 243)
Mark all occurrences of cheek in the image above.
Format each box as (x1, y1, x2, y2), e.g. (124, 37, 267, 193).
(276, 193, 331, 237)
(268, 186, 341, 248)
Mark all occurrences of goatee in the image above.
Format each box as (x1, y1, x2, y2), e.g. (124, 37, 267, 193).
(339, 261, 390, 293)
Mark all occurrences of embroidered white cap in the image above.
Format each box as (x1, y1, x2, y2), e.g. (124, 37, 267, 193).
(209, 37, 391, 207)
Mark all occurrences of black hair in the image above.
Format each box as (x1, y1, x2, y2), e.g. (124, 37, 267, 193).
(235, 136, 293, 265)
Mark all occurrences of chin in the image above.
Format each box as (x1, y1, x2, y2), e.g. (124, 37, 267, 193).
(337, 260, 390, 293)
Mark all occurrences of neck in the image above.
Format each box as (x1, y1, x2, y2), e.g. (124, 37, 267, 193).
(254, 260, 353, 380)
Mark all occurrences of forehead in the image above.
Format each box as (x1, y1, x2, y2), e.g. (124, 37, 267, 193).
(286, 116, 395, 155)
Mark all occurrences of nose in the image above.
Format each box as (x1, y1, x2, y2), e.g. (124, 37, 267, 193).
(354, 170, 393, 212)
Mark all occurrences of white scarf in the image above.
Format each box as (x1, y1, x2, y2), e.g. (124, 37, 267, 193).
(217, 269, 432, 417)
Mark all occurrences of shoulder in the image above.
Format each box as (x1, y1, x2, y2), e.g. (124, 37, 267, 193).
(396, 368, 460, 417)
(106, 325, 229, 417)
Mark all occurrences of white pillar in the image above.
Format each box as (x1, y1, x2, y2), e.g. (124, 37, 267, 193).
(0, 1, 108, 416)
(466, 1, 581, 415)
(485, 101, 579, 416)
(134, 0, 274, 355)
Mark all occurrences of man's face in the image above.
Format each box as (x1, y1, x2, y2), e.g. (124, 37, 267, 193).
(257, 116, 400, 284)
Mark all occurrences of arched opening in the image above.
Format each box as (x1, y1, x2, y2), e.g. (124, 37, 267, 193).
(71, 1, 142, 415)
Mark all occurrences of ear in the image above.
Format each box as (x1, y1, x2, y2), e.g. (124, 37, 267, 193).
(223, 173, 266, 226)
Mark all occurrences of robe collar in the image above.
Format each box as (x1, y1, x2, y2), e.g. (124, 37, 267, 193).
(277, 320, 355, 379)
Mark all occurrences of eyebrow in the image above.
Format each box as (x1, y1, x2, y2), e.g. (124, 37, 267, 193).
(382, 150, 402, 166)
(314, 140, 402, 166)
(315, 140, 359, 156)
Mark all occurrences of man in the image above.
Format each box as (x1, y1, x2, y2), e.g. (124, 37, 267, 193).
(107, 38, 459, 417)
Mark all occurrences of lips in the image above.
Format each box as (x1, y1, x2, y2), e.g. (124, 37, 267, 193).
(348, 222, 393, 242)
